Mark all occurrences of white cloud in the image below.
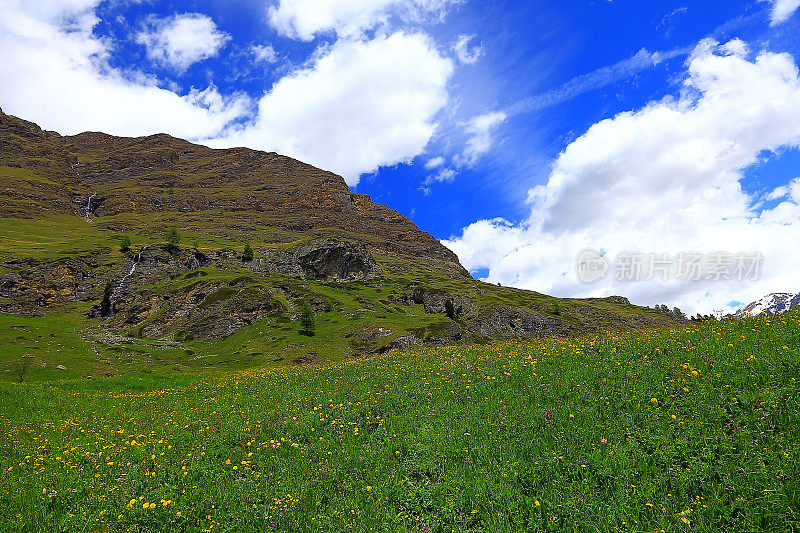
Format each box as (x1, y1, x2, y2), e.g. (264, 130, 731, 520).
(419, 110, 505, 193)
(444, 40, 800, 315)
(766, 183, 791, 201)
(456, 111, 507, 167)
(0, 2, 456, 187)
(136, 13, 230, 72)
(423, 167, 456, 185)
(719, 38, 749, 57)
(210, 32, 453, 186)
(251, 44, 278, 63)
(267, 0, 456, 41)
(507, 47, 690, 116)
(424, 156, 445, 169)
(0, 1, 250, 139)
(452, 33, 483, 65)
(766, 0, 800, 25)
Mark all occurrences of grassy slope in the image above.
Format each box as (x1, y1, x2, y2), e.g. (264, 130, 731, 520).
(0, 314, 798, 531)
(0, 215, 674, 381)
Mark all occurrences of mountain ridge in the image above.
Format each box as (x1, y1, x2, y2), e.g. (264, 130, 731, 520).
(0, 110, 681, 378)
(1, 109, 463, 274)
(736, 292, 800, 317)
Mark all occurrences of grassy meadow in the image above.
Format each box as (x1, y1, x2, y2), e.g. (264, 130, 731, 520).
(1, 313, 799, 532)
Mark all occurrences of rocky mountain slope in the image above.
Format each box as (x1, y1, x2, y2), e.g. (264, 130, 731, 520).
(0, 108, 679, 378)
(737, 292, 800, 317)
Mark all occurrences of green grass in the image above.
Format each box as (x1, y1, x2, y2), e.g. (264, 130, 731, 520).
(0, 312, 95, 381)
(0, 215, 675, 378)
(1, 314, 798, 531)
(0, 215, 116, 259)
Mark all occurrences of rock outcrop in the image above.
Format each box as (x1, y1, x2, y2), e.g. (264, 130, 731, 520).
(274, 239, 381, 282)
(0, 111, 681, 353)
(476, 306, 564, 339)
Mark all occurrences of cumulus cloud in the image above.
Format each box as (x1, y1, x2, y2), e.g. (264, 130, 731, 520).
(136, 13, 230, 72)
(0, 2, 455, 186)
(267, 0, 456, 41)
(211, 31, 453, 186)
(444, 40, 800, 314)
(452, 34, 483, 64)
(0, 1, 249, 139)
(766, 0, 800, 25)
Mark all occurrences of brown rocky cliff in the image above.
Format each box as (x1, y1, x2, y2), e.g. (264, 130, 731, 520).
(0, 112, 465, 274)
(0, 113, 82, 216)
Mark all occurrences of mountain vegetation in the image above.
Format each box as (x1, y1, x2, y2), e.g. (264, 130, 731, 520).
(0, 111, 797, 533)
(1, 312, 797, 531)
(0, 109, 680, 380)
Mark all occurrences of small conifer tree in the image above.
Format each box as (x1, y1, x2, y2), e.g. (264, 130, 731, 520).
(445, 299, 456, 319)
(166, 228, 181, 250)
(100, 280, 113, 317)
(120, 235, 131, 253)
(299, 303, 315, 336)
(242, 243, 254, 262)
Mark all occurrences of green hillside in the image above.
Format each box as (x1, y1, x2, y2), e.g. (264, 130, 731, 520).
(1, 314, 798, 531)
(0, 214, 673, 381)
(0, 110, 682, 380)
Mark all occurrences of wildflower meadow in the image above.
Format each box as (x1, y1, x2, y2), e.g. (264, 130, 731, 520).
(1, 314, 798, 531)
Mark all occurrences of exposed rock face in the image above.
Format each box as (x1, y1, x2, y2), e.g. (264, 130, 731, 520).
(405, 287, 474, 316)
(393, 286, 564, 342)
(0, 111, 464, 274)
(476, 306, 564, 339)
(111, 246, 212, 298)
(0, 111, 679, 350)
(79, 240, 380, 339)
(0, 252, 104, 310)
(276, 239, 381, 282)
(109, 277, 286, 341)
(0, 113, 82, 216)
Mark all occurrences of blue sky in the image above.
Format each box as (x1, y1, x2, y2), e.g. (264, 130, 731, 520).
(2, 0, 800, 314)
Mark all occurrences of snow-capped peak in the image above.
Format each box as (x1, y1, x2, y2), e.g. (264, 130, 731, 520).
(738, 292, 799, 317)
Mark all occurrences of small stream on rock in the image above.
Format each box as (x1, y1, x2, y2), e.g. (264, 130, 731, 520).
(84, 193, 96, 221)
(115, 245, 150, 298)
